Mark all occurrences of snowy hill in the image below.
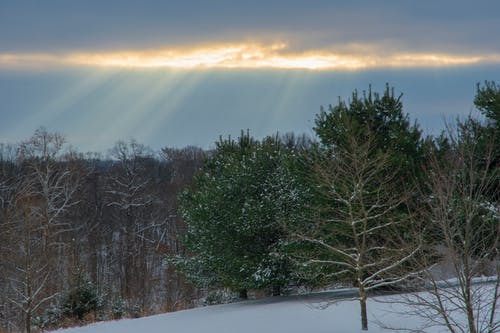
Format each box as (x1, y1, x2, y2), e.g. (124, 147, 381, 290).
(49, 286, 487, 333)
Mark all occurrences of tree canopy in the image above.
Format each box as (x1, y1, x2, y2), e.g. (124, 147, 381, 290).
(175, 132, 306, 296)
(314, 84, 424, 180)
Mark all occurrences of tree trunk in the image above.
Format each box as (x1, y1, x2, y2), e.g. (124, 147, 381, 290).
(239, 289, 248, 300)
(464, 279, 477, 333)
(26, 256, 32, 333)
(25, 309, 31, 333)
(359, 288, 368, 331)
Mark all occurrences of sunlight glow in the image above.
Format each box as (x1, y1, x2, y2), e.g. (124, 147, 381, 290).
(2, 43, 500, 71)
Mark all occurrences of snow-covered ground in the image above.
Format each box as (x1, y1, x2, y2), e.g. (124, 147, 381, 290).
(52, 284, 497, 333)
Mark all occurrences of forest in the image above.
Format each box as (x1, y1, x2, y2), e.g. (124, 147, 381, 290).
(0, 82, 498, 332)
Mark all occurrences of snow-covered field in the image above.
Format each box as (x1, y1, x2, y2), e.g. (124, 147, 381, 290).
(52, 284, 497, 333)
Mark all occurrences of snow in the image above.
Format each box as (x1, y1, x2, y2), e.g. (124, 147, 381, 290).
(54, 276, 498, 333)
(51, 284, 497, 333)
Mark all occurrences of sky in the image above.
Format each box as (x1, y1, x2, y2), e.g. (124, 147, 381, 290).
(1, 0, 500, 152)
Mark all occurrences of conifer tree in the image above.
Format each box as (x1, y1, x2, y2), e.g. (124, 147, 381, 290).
(314, 84, 424, 182)
(175, 132, 303, 297)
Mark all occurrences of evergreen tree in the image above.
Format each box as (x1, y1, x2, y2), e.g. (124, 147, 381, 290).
(175, 132, 303, 297)
(314, 84, 424, 181)
(310, 84, 426, 265)
(62, 272, 102, 320)
(473, 81, 500, 201)
(475, 81, 500, 125)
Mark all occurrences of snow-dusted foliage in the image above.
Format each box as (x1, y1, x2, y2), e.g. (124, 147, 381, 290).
(174, 132, 309, 295)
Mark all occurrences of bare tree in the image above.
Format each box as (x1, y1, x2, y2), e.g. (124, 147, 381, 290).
(159, 146, 207, 310)
(0, 143, 24, 331)
(398, 120, 499, 333)
(5, 179, 53, 333)
(0, 133, 207, 330)
(291, 131, 420, 331)
(4, 128, 82, 332)
(105, 139, 172, 313)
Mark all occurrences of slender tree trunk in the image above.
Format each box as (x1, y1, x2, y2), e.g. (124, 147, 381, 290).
(359, 287, 368, 331)
(25, 308, 31, 333)
(464, 279, 477, 333)
(25, 233, 32, 333)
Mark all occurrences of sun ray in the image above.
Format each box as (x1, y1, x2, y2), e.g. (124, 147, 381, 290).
(65, 70, 209, 150)
(137, 71, 209, 145)
(108, 71, 194, 144)
(266, 71, 312, 128)
(32, 70, 116, 127)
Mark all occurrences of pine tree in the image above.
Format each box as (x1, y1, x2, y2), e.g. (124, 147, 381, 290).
(473, 81, 500, 201)
(314, 84, 424, 182)
(174, 132, 303, 297)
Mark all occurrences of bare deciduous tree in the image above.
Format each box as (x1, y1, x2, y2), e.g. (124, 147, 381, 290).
(398, 120, 499, 333)
(292, 130, 420, 331)
(4, 128, 82, 333)
(0, 133, 206, 330)
(105, 139, 172, 312)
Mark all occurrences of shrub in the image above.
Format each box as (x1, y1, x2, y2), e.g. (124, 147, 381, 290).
(62, 273, 103, 320)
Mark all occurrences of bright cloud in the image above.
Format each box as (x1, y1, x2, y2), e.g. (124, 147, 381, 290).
(1, 43, 500, 71)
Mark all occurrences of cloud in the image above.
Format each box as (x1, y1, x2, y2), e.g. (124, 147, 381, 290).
(1, 1, 499, 56)
(1, 42, 500, 71)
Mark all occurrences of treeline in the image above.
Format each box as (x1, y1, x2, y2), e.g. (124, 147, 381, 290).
(0, 136, 206, 332)
(0, 83, 498, 332)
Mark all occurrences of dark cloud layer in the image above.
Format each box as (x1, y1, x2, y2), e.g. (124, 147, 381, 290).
(1, 0, 499, 54)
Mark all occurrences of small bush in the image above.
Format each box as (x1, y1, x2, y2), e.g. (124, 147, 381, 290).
(110, 297, 126, 319)
(202, 289, 238, 306)
(62, 273, 103, 320)
(32, 303, 62, 330)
